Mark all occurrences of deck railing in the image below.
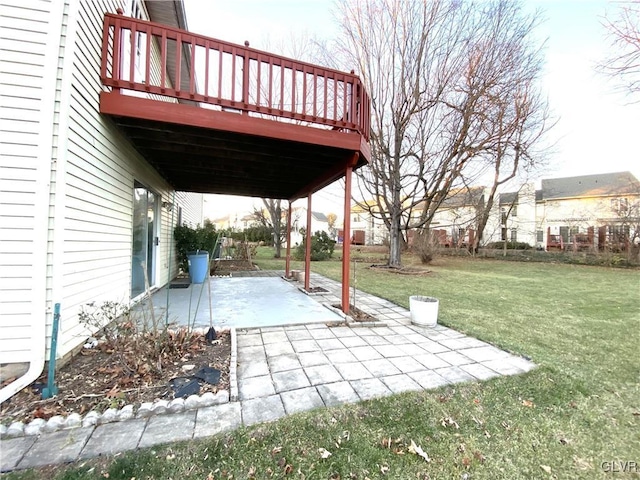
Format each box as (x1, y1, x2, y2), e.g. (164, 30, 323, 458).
(100, 13, 370, 140)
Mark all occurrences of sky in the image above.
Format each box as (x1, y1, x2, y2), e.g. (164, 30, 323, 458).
(182, 0, 640, 220)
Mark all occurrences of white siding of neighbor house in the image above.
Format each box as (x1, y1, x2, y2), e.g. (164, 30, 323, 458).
(0, 0, 61, 365)
(45, 0, 203, 360)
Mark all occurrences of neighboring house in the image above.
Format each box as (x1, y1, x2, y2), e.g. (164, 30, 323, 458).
(492, 182, 537, 247)
(290, 208, 331, 246)
(426, 186, 486, 247)
(535, 171, 640, 251)
(349, 201, 387, 245)
(0, 0, 371, 401)
(346, 172, 639, 251)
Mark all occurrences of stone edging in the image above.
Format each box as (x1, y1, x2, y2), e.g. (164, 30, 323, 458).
(0, 327, 239, 440)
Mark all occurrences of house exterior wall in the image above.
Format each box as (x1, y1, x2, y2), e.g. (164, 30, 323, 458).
(290, 208, 330, 246)
(537, 193, 639, 248)
(501, 183, 537, 247)
(0, 0, 61, 364)
(0, 0, 203, 400)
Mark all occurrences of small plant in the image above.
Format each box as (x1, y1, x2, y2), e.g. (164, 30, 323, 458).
(294, 231, 336, 261)
(78, 301, 199, 379)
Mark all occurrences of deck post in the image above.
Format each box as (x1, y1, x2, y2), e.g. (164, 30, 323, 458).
(342, 157, 356, 314)
(305, 194, 312, 291)
(285, 200, 292, 278)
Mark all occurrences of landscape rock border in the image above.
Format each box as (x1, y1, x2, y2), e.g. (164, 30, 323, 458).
(0, 327, 238, 440)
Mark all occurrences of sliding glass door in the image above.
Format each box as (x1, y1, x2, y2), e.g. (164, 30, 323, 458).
(131, 182, 158, 298)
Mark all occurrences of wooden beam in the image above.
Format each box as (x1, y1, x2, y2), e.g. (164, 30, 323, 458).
(342, 153, 359, 314)
(285, 200, 292, 278)
(305, 194, 312, 291)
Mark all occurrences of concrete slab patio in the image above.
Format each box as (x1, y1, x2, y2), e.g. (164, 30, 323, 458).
(138, 273, 343, 329)
(1, 272, 536, 473)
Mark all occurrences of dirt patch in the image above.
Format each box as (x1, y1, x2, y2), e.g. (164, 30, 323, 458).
(211, 259, 257, 275)
(369, 264, 433, 275)
(306, 286, 329, 294)
(333, 304, 377, 322)
(0, 330, 230, 426)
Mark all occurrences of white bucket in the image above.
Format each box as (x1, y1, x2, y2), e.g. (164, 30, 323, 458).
(409, 295, 439, 327)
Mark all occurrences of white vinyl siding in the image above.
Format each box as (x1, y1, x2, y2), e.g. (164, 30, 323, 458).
(1, 0, 202, 379)
(0, 0, 58, 363)
(49, 0, 201, 358)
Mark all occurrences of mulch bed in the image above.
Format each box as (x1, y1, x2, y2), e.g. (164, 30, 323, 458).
(333, 304, 378, 322)
(0, 330, 230, 426)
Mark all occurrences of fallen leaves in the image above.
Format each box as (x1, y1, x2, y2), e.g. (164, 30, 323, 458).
(408, 440, 431, 463)
(440, 416, 460, 429)
(319, 447, 332, 459)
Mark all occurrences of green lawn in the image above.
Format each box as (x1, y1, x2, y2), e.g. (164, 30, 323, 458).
(8, 248, 639, 479)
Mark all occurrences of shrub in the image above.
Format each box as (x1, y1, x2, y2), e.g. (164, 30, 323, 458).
(485, 241, 533, 250)
(294, 231, 336, 261)
(411, 229, 440, 264)
(174, 220, 218, 272)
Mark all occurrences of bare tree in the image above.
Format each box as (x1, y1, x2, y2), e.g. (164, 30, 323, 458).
(599, 1, 640, 98)
(470, 83, 552, 253)
(334, 0, 548, 267)
(252, 199, 284, 257)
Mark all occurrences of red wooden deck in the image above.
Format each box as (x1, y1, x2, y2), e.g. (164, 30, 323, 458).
(99, 12, 370, 200)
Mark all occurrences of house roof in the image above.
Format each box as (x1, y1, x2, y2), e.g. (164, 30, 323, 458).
(440, 186, 485, 208)
(312, 212, 328, 222)
(499, 191, 518, 206)
(540, 171, 640, 200)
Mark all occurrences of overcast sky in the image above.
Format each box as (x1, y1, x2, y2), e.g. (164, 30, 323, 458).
(183, 0, 640, 218)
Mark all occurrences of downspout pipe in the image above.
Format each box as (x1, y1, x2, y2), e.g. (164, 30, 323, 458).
(42, 304, 61, 399)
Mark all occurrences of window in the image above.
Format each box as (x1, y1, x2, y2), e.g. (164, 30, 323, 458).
(611, 198, 629, 214)
(510, 228, 517, 242)
(501, 227, 507, 241)
(124, 0, 148, 83)
(501, 211, 508, 225)
(569, 226, 579, 242)
(511, 205, 518, 217)
(536, 230, 543, 243)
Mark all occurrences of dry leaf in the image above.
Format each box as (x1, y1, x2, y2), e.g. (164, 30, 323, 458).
(319, 448, 332, 459)
(440, 417, 459, 429)
(284, 464, 293, 474)
(271, 446, 282, 455)
(408, 440, 431, 463)
(380, 464, 389, 474)
(540, 465, 552, 474)
(522, 399, 534, 408)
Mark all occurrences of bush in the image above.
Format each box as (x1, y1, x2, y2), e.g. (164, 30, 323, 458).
(294, 231, 336, 261)
(174, 221, 218, 272)
(411, 229, 440, 264)
(485, 241, 533, 250)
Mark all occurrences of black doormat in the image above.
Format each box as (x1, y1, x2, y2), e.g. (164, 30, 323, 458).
(169, 283, 190, 289)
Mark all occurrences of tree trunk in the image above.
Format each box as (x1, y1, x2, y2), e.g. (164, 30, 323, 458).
(273, 202, 282, 258)
(388, 211, 402, 267)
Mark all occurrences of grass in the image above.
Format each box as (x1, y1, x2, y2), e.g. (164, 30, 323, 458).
(6, 247, 639, 479)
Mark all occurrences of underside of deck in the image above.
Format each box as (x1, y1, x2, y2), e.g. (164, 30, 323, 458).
(100, 92, 369, 199)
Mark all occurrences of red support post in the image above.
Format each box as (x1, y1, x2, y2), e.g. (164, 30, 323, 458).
(242, 41, 250, 114)
(342, 155, 357, 314)
(285, 201, 292, 278)
(305, 194, 312, 291)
